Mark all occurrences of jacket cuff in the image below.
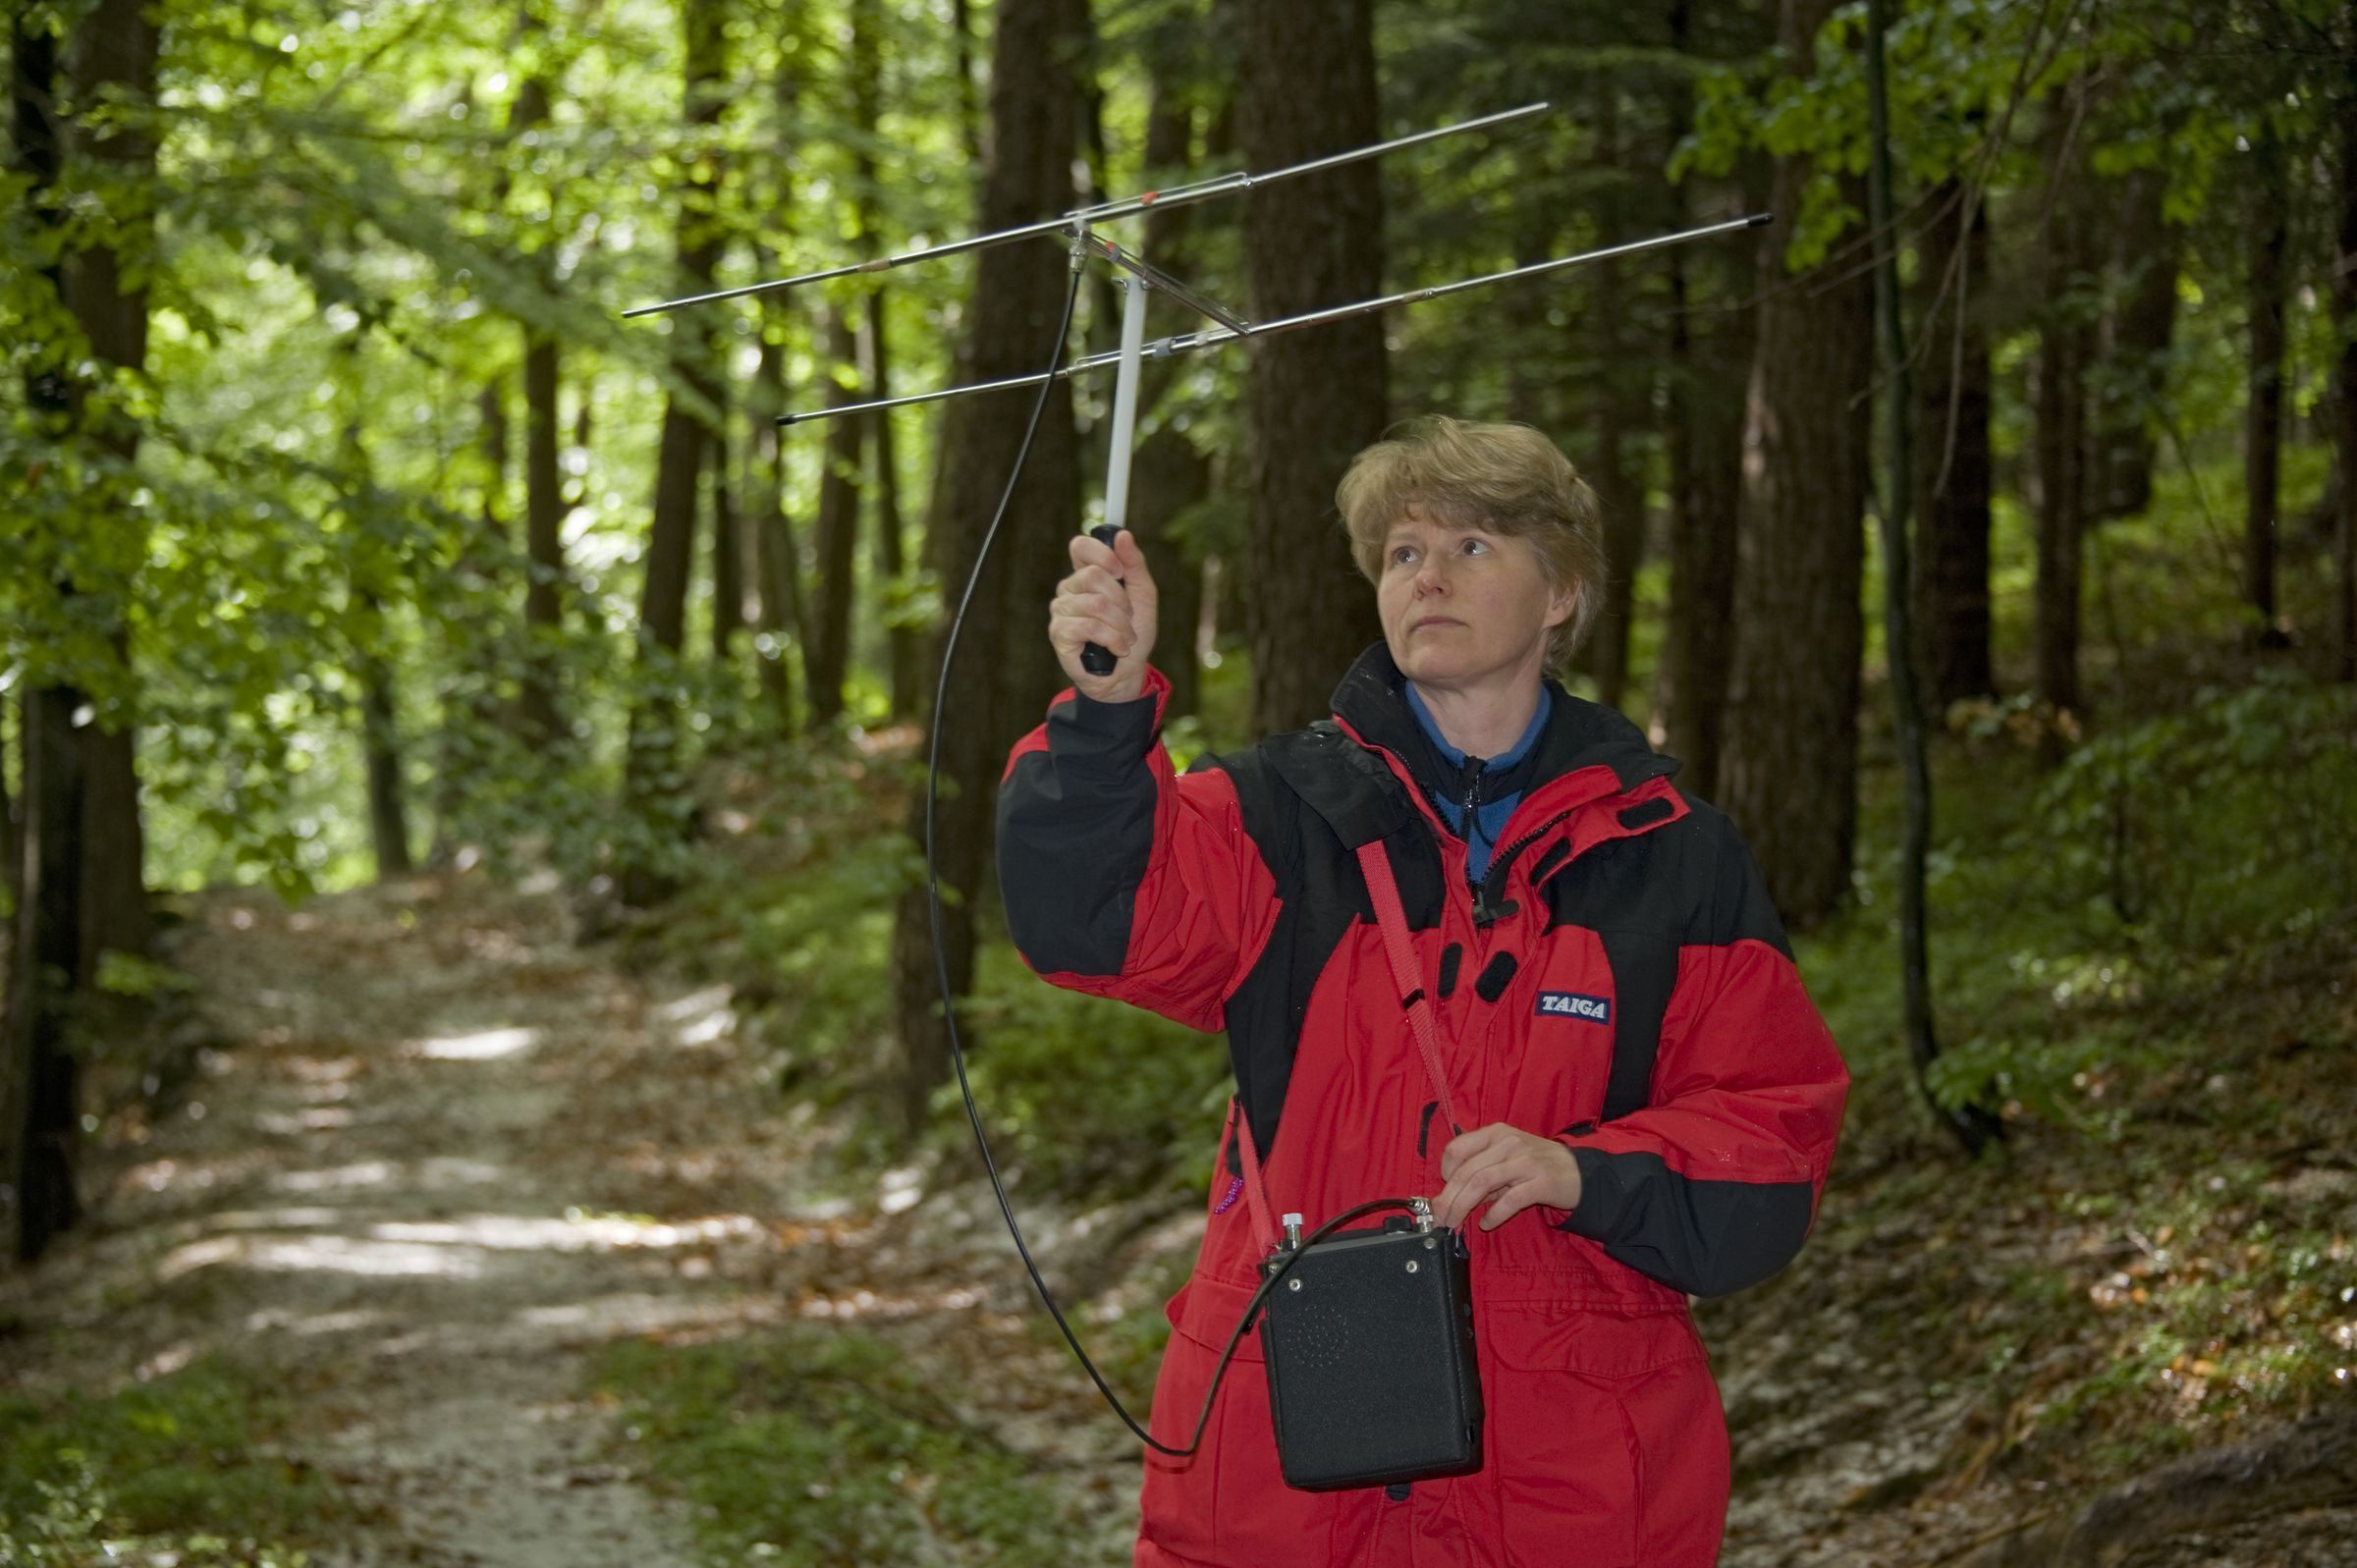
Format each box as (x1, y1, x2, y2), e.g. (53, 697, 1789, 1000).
(1551, 1141, 1626, 1242)
(1051, 666, 1171, 765)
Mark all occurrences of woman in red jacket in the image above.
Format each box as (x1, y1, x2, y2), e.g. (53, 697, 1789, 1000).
(998, 416, 1848, 1567)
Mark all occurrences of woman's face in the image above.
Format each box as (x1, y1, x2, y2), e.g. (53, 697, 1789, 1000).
(1377, 504, 1577, 694)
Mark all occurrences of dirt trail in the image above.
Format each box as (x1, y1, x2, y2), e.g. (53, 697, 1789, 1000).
(5, 872, 1144, 1565)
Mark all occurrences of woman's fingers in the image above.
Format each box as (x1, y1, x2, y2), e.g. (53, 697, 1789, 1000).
(1478, 1174, 1552, 1231)
(1439, 1123, 1516, 1182)
(1056, 525, 1155, 697)
(1112, 526, 1159, 622)
(1049, 529, 1158, 701)
(1432, 1125, 1580, 1231)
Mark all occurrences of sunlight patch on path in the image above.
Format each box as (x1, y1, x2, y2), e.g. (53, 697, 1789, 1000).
(411, 1025, 538, 1059)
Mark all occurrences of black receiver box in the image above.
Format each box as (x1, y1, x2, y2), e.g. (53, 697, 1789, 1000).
(1256, 1217, 1485, 1491)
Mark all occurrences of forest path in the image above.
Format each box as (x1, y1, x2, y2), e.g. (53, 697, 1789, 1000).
(9, 871, 1143, 1565)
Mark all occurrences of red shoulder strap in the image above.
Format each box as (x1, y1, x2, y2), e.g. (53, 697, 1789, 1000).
(1227, 841, 1463, 1252)
(1355, 839, 1463, 1138)
(1227, 1096, 1281, 1251)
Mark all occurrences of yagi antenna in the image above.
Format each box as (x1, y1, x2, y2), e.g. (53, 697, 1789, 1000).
(623, 96, 1770, 667)
(621, 101, 1552, 319)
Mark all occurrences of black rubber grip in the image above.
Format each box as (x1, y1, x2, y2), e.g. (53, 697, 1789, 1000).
(1079, 522, 1124, 676)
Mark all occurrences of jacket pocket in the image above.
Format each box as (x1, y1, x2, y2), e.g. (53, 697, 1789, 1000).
(1483, 1306, 1710, 1568)
(1142, 1274, 1340, 1565)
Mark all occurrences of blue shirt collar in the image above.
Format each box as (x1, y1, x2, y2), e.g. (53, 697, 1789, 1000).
(1403, 681, 1551, 772)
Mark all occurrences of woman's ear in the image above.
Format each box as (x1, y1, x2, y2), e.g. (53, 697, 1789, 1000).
(1545, 578, 1581, 629)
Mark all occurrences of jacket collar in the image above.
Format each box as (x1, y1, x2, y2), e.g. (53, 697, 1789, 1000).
(1328, 640, 1679, 809)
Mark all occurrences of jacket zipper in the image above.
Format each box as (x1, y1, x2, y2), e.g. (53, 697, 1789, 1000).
(1471, 810, 1570, 928)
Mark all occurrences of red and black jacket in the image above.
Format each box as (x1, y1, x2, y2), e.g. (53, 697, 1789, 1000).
(998, 640, 1847, 1303)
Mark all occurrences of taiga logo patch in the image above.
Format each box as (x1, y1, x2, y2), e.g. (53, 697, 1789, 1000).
(1535, 991, 1611, 1023)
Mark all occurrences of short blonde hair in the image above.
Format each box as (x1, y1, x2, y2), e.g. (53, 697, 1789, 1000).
(1337, 416, 1607, 675)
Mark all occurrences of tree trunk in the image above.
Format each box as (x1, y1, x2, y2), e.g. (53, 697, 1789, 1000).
(751, 326, 810, 733)
(1658, 0, 1760, 801)
(2334, 80, 2357, 684)
(426, 377, 509, 867)
(1718, 0, 1873, 929)
(1, 695, 17, 908)
(2089, 166, 2177, 525)
(1132, 74, 1210, 720)
(359, 608, 415, 880)
(863, 297, 918, 721)
(950, 0, 984, 169)
(62, 0, 156, 970)
(1236, 0, 1388, 734)
(807, 306, 868, 727)
(1130, 429, 1213, 719)
(340, 367, 415, 883)
(710, 439, 747, 670)
(1584, 93, 1644, 715)
(2244, 132, 2287, 642)
(7, 685, 87, 1263)
(511, 44, 566, 752)
(5, 8, 85, 1266)
(2033, 89, 2092, 733)
(889, 0, 1087, 1136)
(709, 418, 746, 670)
(1911, 174, 1997, 706)
(520, 330, 566, 746)
(617, 0, 725, 909)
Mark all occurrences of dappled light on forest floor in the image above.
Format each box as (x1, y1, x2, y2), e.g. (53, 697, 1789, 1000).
(2, 873, 1162, 1566)
(411, 1025, 539, 1059)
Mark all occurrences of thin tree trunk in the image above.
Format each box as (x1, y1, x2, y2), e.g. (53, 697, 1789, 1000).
(341, 364, 415, 881)
(2089, 166, 2177, 524)
(863, 298, 918, 720)
(520, 331, 566, 744)
(1867, 0, 1998, 1157)
(1717, 0, 1873, 928)
(807, 306, 868, 727)
(1132, 70, 1210, 719)
(1, 693, 17, 907)
(751, 326, 809, 733)
(1129, 430, 1212, 718)
(2034, 87, 2092, 737)
(951, 0, 985, 169)
(62, 0, 156, 970)
(5, 6, 85, 1265)
(618, 0, 726, 908)
(511, 37, 566, 750)
(2244, 131, 2287, 643)
(1585, 93, 1643, 714)
(1912, 174, 1997, 705)
(1237, 0, 1388, 734)
(359, 607, 415, 880)
(709, 418, 745, 668)
(2334, 80, 2357, 683)
(7, 684, 86, 1263)
(1658, 0, 1758, 800)
(889, 0, 1086, 1136)
(848, 1, 915, 721)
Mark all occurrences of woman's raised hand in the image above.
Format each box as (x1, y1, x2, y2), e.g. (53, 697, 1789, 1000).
(1049, 527, 1159, 704)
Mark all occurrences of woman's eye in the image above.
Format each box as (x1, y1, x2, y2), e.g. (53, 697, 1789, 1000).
(1391, 546, 1416, 566)
(1461, 538, 1490, 556)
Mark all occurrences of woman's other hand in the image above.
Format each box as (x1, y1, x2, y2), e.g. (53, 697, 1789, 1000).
(1432, 1123, 1584, 1232)
(1049, 527, 1160, 705)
